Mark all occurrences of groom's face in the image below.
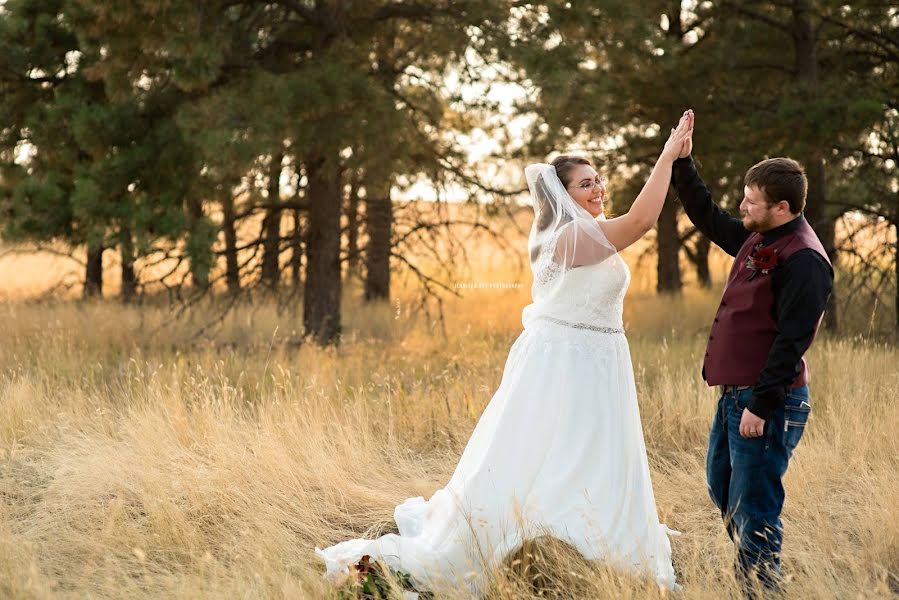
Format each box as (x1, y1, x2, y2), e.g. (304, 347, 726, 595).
(740, 185, 780, 232)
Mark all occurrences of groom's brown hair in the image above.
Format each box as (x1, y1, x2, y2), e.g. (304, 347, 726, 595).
(744, 157, 807, 214)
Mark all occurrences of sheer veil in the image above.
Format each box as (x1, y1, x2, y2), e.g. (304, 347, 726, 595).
(523, 163, 618, 318)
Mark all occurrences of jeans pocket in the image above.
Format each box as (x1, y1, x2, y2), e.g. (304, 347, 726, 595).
(783, 390, 811, 450)
(731, 388, 754, 411)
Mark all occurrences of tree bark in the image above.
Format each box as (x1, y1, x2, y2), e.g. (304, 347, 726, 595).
(793, 0, 839, 330)
(303, 154, 342, 345)
(694, 234, 712, 288)
(83, 243, 104, 299)
(120, 229, 136, 302)
(290, 207, 304, 288)
(895, 222, 898, 332)
(345, 173, 360, 281)
(364, 178, 392, 302)
(668, 1, 683, 36)
(809, 158, 839, 329)
(186, 197, 210, 290)
(656, 191, 683, 294)
(261, 152, 284, 289)
(652, 3, 685, 295)
(222, 194, 241, 294)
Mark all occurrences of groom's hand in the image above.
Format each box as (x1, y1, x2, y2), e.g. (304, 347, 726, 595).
(739, 409, 766, 439)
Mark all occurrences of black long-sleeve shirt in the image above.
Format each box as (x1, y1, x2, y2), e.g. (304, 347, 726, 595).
(671, 156, 834, 419)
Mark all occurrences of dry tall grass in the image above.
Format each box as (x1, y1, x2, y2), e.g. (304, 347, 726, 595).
(1, 238, 898, 599)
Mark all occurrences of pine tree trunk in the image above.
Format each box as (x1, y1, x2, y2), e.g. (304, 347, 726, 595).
(303, 155, 342, 345)
(656, 192, 682, 294)
(290, 208, 303, 288)
(345, 177, 360, 281)
(120, 229, 136, 302)
(695, 234, 712, 288)
(793, 3, 838, 330)
(652, 4, 685, 295)
(364, 179, 391, 302)
(222, 194, 241, 295)
(186, 197, 210, 290)
(83, 243, 104, 299)
(894, 223, 898, 332)
(261, 152, 284, 289)
(809, 158, 839, 330)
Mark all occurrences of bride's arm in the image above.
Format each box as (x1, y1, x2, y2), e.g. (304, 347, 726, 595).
(600, 110, 693, 252)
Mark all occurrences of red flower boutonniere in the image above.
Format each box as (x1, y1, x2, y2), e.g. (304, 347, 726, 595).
(746, 243, 779, 281)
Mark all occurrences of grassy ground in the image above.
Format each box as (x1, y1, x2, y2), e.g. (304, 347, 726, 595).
(1, 220, 898, 599)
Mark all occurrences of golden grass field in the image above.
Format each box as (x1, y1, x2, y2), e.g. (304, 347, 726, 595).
(1, 212, 898, 599)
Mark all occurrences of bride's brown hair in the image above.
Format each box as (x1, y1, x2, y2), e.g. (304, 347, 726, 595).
(533, 155, 590, 233)
(530, 155, 591, 262)
(551, 154, 592, 187)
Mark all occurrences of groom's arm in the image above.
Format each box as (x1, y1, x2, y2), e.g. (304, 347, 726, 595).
(671, 156, 750, 257)
(746, 251, 834, 420)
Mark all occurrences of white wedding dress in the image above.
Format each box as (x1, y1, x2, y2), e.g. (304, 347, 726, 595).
(315, 250, 679, 597)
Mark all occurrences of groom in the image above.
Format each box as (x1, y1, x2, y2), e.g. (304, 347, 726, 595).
(670, 112, 833, 594)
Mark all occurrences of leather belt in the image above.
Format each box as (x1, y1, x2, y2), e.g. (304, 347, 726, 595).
(720, 384, 752, 394)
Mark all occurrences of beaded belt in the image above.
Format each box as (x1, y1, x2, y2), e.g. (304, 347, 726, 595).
(536, 315, 624, 334)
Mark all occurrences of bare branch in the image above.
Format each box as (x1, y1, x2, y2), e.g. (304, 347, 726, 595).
(0, 244, 86, 266)
(819, 13, 899, 63)
(720, 0, 791, 34)
(391, 250, 461, 297)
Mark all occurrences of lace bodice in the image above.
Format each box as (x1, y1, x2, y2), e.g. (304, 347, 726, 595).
(522, 253, 631, 331)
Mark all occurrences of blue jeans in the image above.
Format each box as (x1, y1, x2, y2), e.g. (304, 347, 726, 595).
(706, 385, 811, 590)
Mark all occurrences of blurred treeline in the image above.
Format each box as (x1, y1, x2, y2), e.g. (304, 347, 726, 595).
(0, 1, 896, 344)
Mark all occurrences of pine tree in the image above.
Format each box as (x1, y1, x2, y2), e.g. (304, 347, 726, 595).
(0, 0, 194, 300)
(62, 0, 513, 344)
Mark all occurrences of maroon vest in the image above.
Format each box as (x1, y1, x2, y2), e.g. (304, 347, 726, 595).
(703, 219, 831, 386)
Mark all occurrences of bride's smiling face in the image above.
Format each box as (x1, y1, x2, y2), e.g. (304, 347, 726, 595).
(563, 164, 607, 218)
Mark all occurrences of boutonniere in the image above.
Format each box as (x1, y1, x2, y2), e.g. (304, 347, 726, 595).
(746, 243, 779, 281)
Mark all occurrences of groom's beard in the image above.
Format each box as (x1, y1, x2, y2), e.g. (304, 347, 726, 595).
(741, 211, 776, 232)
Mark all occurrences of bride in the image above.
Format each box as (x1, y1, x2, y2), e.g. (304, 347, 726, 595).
(316, 110, 694, 596)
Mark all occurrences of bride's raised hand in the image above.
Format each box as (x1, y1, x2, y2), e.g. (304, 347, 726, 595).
(679, 110, 694, 158)
(661, 110, 693, 162)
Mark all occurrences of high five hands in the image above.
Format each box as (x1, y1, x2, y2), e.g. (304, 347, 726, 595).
(661, 109, 694, 162)
(678, 110, 693, 158)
